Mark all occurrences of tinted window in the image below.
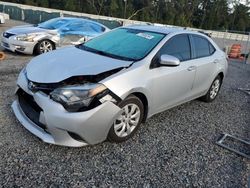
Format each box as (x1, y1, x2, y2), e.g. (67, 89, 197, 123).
(159, 34, 191, 61)
(193, 35, 215, 58)
(209, 43, 216, 54)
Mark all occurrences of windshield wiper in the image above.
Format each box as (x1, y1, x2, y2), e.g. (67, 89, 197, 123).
(77, 45, 136, 61)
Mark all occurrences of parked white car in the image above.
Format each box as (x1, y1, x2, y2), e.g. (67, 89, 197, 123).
(1, 17, 109, 55)
(0, 12, 9, 24)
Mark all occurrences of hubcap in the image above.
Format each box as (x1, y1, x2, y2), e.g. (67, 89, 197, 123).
(114, 103, 141, 138)
(210, 79, 220, 99)
(40, 41, 53, 53)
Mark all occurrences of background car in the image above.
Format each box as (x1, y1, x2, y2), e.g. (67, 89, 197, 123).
(1, 17, 110, 55)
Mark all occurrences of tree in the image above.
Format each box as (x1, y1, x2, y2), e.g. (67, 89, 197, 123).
(229, 3, 250, 31)
(3, 0, 250, 32)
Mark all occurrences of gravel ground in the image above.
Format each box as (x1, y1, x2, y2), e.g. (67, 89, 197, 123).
(0, 20, 249, 187)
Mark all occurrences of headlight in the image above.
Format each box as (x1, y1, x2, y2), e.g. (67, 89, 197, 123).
(50, 83, 107, 112)
(15, 34, 38, 42)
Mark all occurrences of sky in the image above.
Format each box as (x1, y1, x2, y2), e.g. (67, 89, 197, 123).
(228, 0, 249, 9)
(228, 0, 249, 5)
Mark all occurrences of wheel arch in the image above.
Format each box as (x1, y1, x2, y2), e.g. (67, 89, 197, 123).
(129, 92, 148, 123)
(218, 72, 224, 80)
(33, 39, 56, 54)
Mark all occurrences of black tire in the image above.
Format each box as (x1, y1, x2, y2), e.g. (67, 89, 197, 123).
(108, 95, 144, 142)
(200, 75, 222, 102)
(35, 39, 55, 55)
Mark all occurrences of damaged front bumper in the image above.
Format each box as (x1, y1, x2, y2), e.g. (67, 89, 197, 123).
(11, 71, 122, 147)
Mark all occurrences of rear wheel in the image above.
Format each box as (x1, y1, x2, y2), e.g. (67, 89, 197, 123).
(108, 95, 144, 142)
(200, 75, 222, 102)
(35, 40, 55, 55)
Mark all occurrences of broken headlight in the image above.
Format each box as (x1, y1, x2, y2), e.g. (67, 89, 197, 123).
(50, 83, 107, 112)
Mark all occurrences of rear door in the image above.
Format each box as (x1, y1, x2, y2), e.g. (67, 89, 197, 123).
(189, 34, 218, 95)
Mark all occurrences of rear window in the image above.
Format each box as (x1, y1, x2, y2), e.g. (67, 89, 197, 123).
(209, 43, 216, 54)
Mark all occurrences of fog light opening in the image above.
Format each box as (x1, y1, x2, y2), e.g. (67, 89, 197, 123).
(15, 45, 26, 51)
(68, 131, 87, 143)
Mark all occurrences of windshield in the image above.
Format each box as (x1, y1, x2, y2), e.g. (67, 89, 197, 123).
(38, 18, 69, 30)
(80, 28, 165, 61)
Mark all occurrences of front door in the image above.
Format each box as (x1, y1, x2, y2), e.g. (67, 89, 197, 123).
(149, 34, 197, 113)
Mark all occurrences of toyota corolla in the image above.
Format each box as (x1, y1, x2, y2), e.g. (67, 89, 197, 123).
(12, 25, 228, 147)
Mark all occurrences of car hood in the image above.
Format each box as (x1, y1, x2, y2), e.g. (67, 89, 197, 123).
(26, 46, 133, 83)
(6, 25, 52, 35)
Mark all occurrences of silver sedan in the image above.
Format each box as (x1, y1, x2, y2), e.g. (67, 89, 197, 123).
(12, 25, 228, 147)
(1, 17, 109, 55)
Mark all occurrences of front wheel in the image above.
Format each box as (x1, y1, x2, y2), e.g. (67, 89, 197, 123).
(35, 40, 55, 55)
(108, 95, 144, 142)
(200, 75, 222, 102)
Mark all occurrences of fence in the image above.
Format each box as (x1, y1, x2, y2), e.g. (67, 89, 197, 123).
(0, 1, 123, 29)
(0, 1, 153, 28)
(211, 31, 250, 63)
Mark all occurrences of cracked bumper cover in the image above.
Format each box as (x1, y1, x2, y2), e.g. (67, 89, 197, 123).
(11, 71, 121, 147)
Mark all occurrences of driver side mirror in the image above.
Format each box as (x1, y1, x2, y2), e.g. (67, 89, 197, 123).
(159, 55, 180, 66)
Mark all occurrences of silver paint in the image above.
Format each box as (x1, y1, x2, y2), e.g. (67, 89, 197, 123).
(12, 26, 228, 146)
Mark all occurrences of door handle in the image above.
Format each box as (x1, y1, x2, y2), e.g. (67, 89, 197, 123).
(187, 66, 196, 71)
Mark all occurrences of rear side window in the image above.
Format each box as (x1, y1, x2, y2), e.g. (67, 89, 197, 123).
(209, 43, 216, 54)
(192, 35, 215, 58)
(159, 34, 191, 61)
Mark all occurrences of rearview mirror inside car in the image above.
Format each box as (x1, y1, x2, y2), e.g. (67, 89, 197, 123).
(159, 55, 180, 66)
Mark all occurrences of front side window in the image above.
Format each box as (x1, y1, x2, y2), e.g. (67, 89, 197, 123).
(158, 34, 191, 61)
(192, 35, 215, 58)
(80, 28, 165, 61)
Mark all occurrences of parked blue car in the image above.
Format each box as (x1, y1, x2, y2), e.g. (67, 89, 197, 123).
(1, 17, 110, 54)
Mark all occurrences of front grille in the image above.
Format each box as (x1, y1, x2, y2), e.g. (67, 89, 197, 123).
(28, 80, 56, 95)
(17, 89, 46, 130)
(3, 32, 15, 38)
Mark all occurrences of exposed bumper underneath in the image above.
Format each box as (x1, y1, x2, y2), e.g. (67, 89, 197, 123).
(12, 92, 121, 147)
(12, 100, 56, 145)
